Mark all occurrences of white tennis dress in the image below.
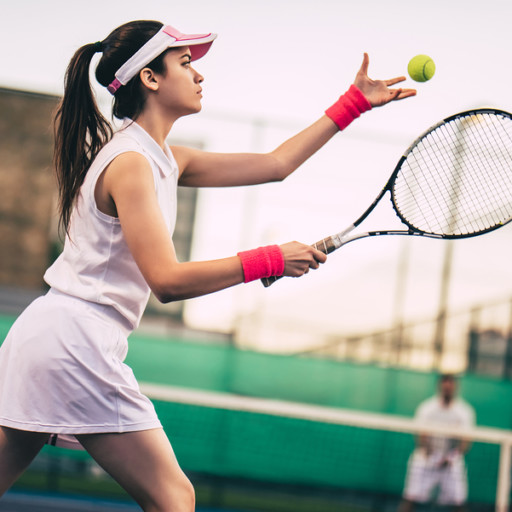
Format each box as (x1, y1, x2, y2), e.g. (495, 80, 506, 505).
(0, 120, 178, 449)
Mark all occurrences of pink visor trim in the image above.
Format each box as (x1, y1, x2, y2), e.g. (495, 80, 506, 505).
(162, 25, 210, 42)
(107, 78, 122, 94)
(105, 24, 216, 95)
(189, 41, 214, 61)
(162, 25, 215, 62)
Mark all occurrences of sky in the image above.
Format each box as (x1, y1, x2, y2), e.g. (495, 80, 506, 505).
(2, 0, 512, 364)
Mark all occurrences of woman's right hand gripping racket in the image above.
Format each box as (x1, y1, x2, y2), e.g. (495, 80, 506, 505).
(263, 108, 512, 287)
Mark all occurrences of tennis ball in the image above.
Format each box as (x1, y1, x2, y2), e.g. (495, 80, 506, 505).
(407, 54, 435, 82)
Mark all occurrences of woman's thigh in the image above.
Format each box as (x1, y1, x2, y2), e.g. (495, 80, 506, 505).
(0, 426, 49, 497)
(77, 428, 194, 512)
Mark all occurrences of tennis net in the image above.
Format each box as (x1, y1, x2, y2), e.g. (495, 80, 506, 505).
(141, 383, 512, 512)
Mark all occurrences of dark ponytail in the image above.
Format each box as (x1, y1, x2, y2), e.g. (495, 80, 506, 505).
(54, 43, 112, 235)
(53, 20, 167, 236)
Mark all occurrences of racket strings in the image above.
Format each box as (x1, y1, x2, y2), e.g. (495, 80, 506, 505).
(435, 123, 504, 227)
(396, 132, 473, 233)
(418, 122, 494, 231)
(398, 145, 507, 235)
(459, 120, 511, 207)
(450, 117, 512, 225)
(392, 113, 512, 236)
(474, 119, 512, 215)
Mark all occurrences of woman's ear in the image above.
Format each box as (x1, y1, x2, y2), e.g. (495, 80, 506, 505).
(139, 67, 159, 92)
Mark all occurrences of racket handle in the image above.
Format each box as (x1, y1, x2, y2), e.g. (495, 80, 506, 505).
(261, 236, 338, 288)
(312, 236, 338, 254)
(261, 275, 280, 287)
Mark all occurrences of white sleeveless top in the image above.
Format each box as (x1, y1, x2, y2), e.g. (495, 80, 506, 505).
(44, 120, 179, 330)
(415, 395, 475, 456)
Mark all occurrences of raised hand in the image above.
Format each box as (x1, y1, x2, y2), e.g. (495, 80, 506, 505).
(354, 53, 416, 107)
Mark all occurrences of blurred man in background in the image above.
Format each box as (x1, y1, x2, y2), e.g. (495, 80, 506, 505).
(399, 374, 476, 512)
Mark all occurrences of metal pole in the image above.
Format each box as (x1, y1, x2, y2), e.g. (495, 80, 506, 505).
(504, 299, 512, 380)
(496, 440, 511, 512)
(433, 240, 454, 368)
(433, 117, 470, 370)
(392, 238, 410, 365)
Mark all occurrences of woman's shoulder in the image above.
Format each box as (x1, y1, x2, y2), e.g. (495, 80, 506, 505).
(107, 125, 145, 152)
(92, 127, 147, 167)
(82, 129, 150, 193)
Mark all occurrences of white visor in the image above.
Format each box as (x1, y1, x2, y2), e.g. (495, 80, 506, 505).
(107, 25, 217, 94)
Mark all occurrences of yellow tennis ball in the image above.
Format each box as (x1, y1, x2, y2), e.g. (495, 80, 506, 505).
(407, 54, 436, 82)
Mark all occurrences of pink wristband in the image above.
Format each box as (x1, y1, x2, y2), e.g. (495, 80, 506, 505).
(237, 245, 285, 283)
(325, 84, 372, 130)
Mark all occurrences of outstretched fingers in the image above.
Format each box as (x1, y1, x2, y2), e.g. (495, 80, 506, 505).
(394, 88, 417, 100)
(384, 77, 417, 100)
(358, 52, 370, 77)
(353, 54, 417, 107)
(385, 76, 407, 86)
(384, 88, 417, 103)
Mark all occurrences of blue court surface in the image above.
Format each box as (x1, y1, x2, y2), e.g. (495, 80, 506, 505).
(0, 491, 243, 512)
(0, 491, 140, 511)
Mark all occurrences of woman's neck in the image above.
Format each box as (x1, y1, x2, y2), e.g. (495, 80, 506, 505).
(133, 111, 175, 149)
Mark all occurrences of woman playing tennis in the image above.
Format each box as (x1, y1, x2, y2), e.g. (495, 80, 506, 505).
(0, 20, 415, 512)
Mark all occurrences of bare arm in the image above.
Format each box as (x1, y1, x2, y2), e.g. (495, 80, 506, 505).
(175, 116, 338, 187)
(417, 433, 431, 453)
(458, 439, 471, 454)
(102, 152, 326, 302)
(176, 53, 416, 188)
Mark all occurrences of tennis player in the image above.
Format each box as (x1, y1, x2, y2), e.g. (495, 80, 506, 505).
(0, 20, 415, 511)
(399, 374, 476, 512)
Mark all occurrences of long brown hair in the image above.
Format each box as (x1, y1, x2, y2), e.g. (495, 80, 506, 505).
(53, 20, 169, 235)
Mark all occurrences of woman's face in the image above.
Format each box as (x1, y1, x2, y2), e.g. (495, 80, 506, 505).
(154, 46, 205, 117)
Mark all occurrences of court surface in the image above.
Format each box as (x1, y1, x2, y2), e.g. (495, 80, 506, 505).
(0, 491, 140, 511)
(0, 491, 239, 512)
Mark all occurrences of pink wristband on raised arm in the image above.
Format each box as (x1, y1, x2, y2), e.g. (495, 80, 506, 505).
(325, 84, 372, 130)
(237, 245, 285, 283)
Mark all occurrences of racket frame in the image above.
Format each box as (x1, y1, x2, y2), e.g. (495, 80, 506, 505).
(262, 108, 512, 287)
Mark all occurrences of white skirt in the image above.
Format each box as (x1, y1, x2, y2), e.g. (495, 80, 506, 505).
(0, 289, 161, 449)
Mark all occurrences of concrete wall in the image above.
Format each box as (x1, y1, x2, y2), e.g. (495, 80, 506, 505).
(0, 87, 59, 289)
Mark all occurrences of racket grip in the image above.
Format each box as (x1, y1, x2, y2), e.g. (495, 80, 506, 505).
(311, 236, 338, 254)
(262, 275, 280, 287)
(261, 236, 337, 288)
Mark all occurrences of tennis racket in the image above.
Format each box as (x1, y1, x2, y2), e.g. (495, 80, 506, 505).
(263, 108, 512, 287)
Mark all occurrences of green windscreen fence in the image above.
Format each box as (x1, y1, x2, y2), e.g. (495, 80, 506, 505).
(0, 314, 14, 341)
(122, 330, 512, 429)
